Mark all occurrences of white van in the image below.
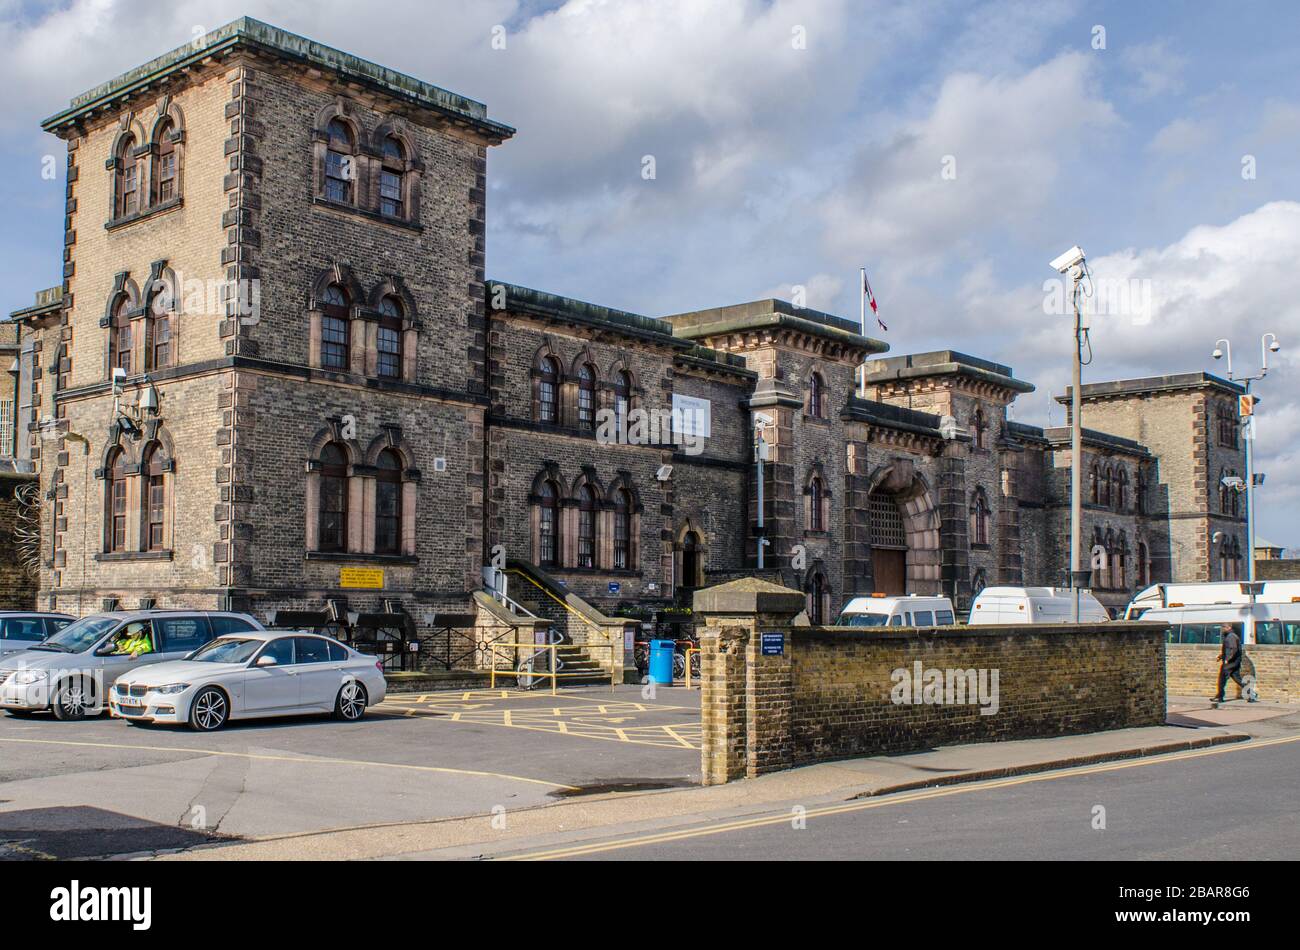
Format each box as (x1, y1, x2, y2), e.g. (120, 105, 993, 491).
(837, 595, 958, 628)
(968, 587, 1109, 625)
(1125, 580, 1300, 619)
(1140, 601, 1300, 646)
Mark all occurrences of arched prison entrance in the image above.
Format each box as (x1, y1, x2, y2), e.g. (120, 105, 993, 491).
(867, 462, 941, 596)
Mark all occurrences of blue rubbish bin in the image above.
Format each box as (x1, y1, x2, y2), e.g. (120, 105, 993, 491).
(649, 639, 676, 685)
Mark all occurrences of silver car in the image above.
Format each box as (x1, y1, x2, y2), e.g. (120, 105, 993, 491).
(0, 612, 74, 658)
(0, 611, 263, 720)
(109, 631, 387, 730)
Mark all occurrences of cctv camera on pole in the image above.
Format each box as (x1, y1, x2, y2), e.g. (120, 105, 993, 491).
(1051, 246, 1088, 621)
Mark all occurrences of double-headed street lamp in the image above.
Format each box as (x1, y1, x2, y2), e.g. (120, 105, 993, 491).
(1212, 333, 1281, 583)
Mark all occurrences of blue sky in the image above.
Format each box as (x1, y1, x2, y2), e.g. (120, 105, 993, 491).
(3, 0, 1299, 549)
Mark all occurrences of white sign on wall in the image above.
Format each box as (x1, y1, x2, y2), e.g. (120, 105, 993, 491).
(671, 394, 711, 440)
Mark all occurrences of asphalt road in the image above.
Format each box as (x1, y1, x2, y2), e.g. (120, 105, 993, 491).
(502, 736, 1300, 861)
(0, 685, 700, 859)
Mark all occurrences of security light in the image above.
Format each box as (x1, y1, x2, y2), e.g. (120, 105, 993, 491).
(753, 413, 774, 428)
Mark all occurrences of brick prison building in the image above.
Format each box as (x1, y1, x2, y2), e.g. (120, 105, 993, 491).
(4, 19, 1249, 659)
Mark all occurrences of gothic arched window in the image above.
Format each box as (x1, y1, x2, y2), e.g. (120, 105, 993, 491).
(537, 479, 560, 567)
(537, 357, 560, 425)
(320, 284, 351, 371)
(317, 442, 349, 553)
(325, 119, 356, 204)
(374, 449, 403, 555)
(377, 296, 404, 380)
(379, 136, 406, 218)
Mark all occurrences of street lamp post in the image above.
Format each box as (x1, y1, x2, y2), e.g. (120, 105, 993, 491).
(1050, 246, 1089, 622)
(1212, 333, 1281, 583)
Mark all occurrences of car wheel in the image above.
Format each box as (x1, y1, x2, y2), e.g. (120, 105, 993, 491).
(51, 679, 93, 721)
(189, 687, 229, 731)
(334, 681, 368, 721)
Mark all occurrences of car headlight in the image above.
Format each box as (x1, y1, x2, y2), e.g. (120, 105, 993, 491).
(150, 683, 191, 695)
(12, 670, 48, 686)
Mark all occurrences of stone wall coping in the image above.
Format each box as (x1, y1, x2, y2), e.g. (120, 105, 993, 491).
(793, 621, 1163, 642)
(693, 578, 807, 616)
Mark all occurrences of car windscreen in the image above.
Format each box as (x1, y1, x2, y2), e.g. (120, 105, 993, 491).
(840, 613, 890, 627)
(188, 637, 262, 664)
(30, 616, 118, 653)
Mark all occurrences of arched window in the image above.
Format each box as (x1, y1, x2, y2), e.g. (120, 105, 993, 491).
(325, 119, 355, 204)
(577, 363, 597, 430)
(107, 448, 129, 553)
(537, 480, 560, 567)
(1116, 468, 1128, 511)
(114, 134, 139, 217)
(1111, 531, 1127, 590)
(379, 136, 406, 218)
(972, 408, 987, 450)
(377, 296, 403, 380)
(374, 449, 402, 555)
(152, 120, 177, 204)
(808, 373, 825, 419)
(613, 370, 632, 435)
(969, 487, 990, 545)
(809, 476, 825, 532)
(577, 484, 598, 568)
(318, 442, 349, 552)
(1137, 541, 1150, 588)
(320, 284, 351, 371)
(1089, 464, 1099, 504)
(807, 572, 827, 625)
(613, 487, 632, 570)
(109, 293, 133, 376)
(1101, 466, 1113, 507)
(142, 442, 168, 551)
(1137, 469, 1148, 515)
(537, 357, 560, 424)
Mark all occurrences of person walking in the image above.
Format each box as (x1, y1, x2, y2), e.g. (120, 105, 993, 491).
(1213, 622, 1256, 703)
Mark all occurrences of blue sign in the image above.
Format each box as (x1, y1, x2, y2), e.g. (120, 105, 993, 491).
(761, 632, 785, 656)
(608, 582, 621, 594)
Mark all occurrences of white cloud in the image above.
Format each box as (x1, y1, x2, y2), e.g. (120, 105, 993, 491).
(819, 51, 1118, 277)
(954, 201, 1300, 549)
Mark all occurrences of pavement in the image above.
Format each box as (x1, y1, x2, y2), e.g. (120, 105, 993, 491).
(1, 685, 1295, 860)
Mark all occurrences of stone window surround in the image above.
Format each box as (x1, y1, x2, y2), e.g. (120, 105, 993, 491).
(100, 264, 179, 381)
(304, 429, 421, 558)
(307, 270, 420, 383)
(104, 105, 186, 230)
(529, 343, 644, 432)
(529, 466, 643, 573)
(93, 423, 175, 557)
(310, 101, 425, 229)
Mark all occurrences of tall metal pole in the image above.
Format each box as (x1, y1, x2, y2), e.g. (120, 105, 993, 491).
(859, 267, 867, 398)
(1069, 268, 1084, 622)
(755, 426, 765, 570)
(1244, 381, 1256, 583)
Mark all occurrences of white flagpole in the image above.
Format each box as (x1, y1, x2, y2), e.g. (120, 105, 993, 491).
(859, 267, 867, 397)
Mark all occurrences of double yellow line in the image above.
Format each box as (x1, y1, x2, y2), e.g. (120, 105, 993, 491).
(503, 734, 1300, 860)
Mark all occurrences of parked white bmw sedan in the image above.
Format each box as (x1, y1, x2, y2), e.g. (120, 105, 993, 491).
(108, 631, 386, 731)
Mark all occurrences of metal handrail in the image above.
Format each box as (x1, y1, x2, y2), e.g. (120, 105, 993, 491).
(488, 641, 618, 695)
(684, 648, 701, 689)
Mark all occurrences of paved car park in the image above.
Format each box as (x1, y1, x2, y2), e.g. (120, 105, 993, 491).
(0, 684, 701, 859)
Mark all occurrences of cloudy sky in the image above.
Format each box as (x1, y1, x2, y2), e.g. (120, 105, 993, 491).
(4, 0, 1299, 549)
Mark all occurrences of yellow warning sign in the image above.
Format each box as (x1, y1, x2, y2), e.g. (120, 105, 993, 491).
(340, 567, 384, 589)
